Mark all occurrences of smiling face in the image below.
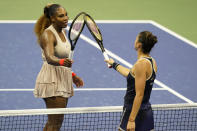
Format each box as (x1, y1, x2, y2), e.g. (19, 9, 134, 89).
(51, 7, 69, 28)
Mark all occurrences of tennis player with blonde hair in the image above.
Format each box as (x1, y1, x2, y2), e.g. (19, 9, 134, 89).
(34, 4, 84, 131)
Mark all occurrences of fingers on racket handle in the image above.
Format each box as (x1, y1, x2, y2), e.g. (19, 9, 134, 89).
(103, 52, 112, 68)
(69, 51, 74, 59)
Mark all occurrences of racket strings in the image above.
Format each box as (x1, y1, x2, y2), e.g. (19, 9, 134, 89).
(69, 13, 85, 41)
(85, 16, 102, 41)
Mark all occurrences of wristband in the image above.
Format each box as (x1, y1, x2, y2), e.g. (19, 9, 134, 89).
(112, 62, 120, 70)
(59, 59, 64, 66)
(72, 72, 76, 77)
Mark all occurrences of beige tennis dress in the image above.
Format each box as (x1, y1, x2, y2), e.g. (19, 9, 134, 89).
(34, 25, 73, 98)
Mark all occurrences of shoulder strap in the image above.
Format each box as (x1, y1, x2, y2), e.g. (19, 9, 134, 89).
(140, 57, 156, 79)
(140, 57, 154, 70)
(47, 25, 61, 42)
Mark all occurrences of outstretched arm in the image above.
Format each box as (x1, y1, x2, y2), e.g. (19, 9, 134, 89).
(105, 58, 130, 77)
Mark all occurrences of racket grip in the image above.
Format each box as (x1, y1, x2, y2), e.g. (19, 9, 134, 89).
(69, 51, 74, 59)
(103, 52, 112, 68)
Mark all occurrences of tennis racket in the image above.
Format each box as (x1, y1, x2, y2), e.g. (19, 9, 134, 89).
(84, 13, 111, 68)
(68, 12, 86, 59)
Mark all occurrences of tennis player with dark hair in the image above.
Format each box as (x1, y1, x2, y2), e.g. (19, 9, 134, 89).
(34, 4, 84, 131)
(105, 31, 158, 131)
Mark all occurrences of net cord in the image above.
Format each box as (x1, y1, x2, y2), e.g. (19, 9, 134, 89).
(0, 103, 197, 116)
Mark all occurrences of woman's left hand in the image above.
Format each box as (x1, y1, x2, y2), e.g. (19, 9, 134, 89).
(127, 121, 135, 131)
(72, 75, 84, 88)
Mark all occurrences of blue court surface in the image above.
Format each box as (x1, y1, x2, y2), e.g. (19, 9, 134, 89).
(0, 20, 196, 110)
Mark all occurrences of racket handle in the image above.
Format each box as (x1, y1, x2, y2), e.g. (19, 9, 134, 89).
(103, 52, 112, 68)
(69, 51, 74, 59)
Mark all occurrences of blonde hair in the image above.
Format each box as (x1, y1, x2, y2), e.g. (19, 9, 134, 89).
(34, 14, 51, 43)
(34, 4, 61, 43)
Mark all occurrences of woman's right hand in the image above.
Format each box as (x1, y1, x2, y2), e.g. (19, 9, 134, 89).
(105, 58, 115, 66)
(63, 58, 73, 67)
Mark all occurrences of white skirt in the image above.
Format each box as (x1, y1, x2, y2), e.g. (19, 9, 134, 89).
(34, 62, 74, 98)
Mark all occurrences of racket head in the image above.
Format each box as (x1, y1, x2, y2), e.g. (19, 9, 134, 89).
(68, 12, 86, 50)
(84, 14, 103, 42)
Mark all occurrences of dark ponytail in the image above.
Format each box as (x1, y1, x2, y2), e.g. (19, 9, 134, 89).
(44, 6, 50, 19)
(44, 4, 61, 19)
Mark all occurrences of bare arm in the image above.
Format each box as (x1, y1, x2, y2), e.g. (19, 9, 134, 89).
(115, 65, 130, 77)
(129, 60, 146, 122)
(40, 30, 72, 67)
(105, 58, 130, 77)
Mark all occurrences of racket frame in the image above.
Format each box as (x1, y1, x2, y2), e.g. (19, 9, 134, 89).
(84, 14, 111, 67)
(84, 14, 105, 52)
(68, 12, 86, 59)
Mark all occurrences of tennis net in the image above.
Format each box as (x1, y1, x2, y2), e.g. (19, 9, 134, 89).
(0, 103, 197, 131)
